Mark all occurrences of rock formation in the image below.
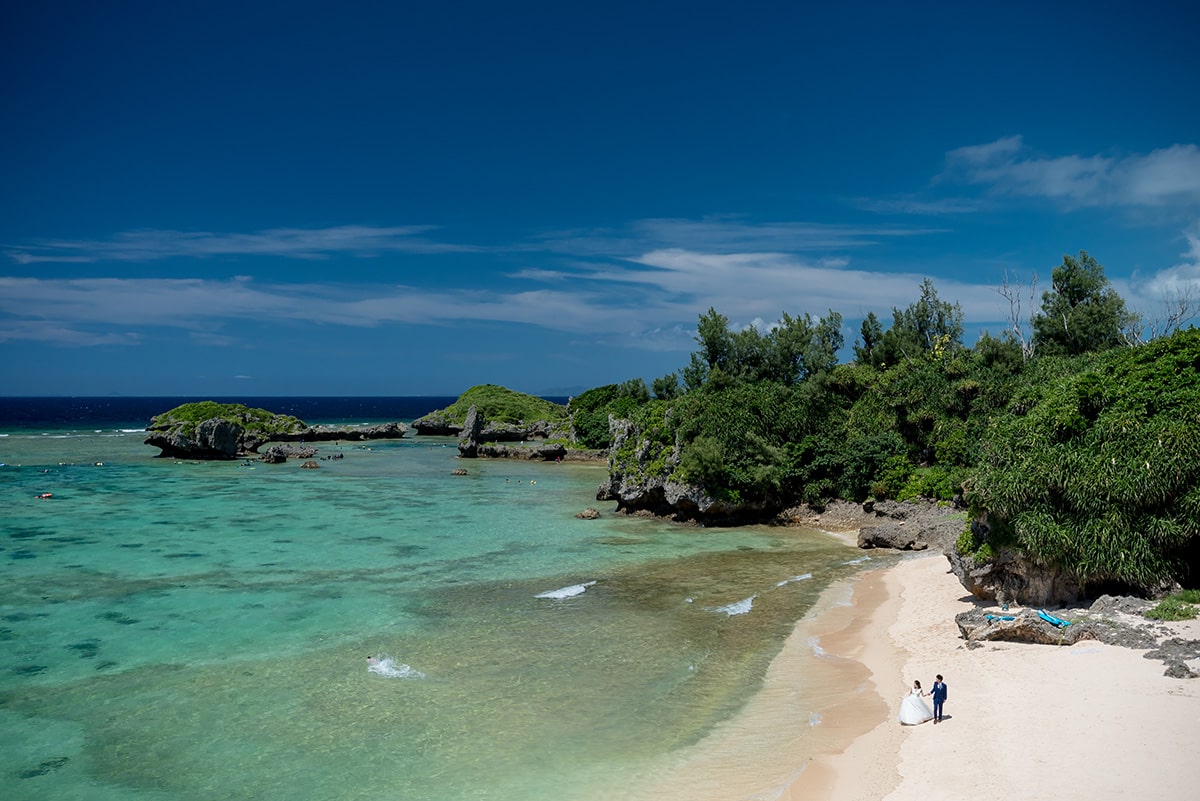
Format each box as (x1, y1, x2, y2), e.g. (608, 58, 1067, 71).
(947, 545, 1085, 607)
(261, 444, 319, 463)
(458, 406, 483, 458)
(953, 596, 1200, 677)
(954, 609, 1097, 646)
(478, 442, 568, 460)
(143, 402, 408, 460)
(411, 410, 460, 436)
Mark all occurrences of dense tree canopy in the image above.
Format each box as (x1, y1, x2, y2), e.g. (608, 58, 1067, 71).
(967, 329, 1200, 590)
(860, 279, 964, 368)
(1032, 250, 1138, 357)
(599, 266, 1199, 592)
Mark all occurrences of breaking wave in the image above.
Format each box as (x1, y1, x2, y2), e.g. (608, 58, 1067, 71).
(535, 580, 597, 599)
(367, 655, 425, 679)
(711, 595, 756, 616)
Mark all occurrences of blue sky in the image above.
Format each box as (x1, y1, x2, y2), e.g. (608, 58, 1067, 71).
(2, 1, 1199, 396)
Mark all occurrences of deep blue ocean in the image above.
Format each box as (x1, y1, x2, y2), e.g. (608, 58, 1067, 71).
(0, 397, 878, 801)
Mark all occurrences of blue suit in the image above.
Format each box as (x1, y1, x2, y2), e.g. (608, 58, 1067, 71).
(930, 680, 948, 721)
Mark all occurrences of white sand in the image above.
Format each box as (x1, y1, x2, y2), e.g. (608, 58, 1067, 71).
(790, 554, 1200, 801)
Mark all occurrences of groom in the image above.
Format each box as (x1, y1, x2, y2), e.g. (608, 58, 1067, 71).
(930, 674, 948, 723)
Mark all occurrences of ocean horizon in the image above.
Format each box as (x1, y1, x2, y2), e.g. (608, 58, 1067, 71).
(1, 397, 881, 800)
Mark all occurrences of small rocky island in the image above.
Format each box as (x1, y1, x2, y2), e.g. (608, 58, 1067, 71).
(144, 401, 407, 460)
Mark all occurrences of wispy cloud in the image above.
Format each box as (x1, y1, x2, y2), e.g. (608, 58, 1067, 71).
(0, 216, 1024, 350)
(536, 217, 944, 257)
(5, 224, 477, 264)
(0, 250, 1011, 349)
(942, 136, 1200, 207)
(854, 196, 982, 216)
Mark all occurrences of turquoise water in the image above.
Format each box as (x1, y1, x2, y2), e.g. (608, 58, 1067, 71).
(1, 425, 871, 800)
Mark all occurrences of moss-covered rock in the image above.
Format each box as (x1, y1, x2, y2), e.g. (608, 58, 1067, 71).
(412, 385, 569, 439)
(144, 401, 406, 459)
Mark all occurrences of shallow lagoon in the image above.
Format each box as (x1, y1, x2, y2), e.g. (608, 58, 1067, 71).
(1, 419, 874, 800)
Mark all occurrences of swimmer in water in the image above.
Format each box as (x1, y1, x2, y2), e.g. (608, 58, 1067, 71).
(366, 655, 380, 666)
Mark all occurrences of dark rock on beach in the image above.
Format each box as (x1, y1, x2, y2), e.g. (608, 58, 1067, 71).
(954, 609, 1099, 646)
(1145, 638, 1200, 677)
(954, 595, 1200, 676)
(948, 543, 1084, 608)
(858, 522, 928, 551)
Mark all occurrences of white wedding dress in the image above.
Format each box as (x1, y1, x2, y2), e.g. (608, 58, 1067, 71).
(898, 688, 934, 725)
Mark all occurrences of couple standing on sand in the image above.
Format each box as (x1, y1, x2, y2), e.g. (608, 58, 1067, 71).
(898, 674, 947, 725)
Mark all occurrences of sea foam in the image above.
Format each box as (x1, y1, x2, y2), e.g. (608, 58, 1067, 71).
(712, 595, 756, 616)
(367, 656, 425, 679)
(535, 580, 596, 599)
(775, 572, 813, 587)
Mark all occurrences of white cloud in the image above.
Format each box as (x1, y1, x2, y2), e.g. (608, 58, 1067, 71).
(5, 225, 476, 264)
(0, 248, 1015, 349)
(943, 137, 1200, 207)
(0, 216, 1016, 350)
(1129, 221, 1200, 303)
(536, 217, 943, 257)
(854, 197, 982, 215)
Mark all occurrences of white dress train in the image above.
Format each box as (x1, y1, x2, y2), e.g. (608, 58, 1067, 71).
(898, 688, 934, 725)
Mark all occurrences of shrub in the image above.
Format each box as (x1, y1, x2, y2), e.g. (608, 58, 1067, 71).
(1145, 594, 1199, 621)
(969, 328, 1200, 592)
(441, 385, 567, 425)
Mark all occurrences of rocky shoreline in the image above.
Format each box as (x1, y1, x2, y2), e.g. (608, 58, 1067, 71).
(776, 497, 1200, 678)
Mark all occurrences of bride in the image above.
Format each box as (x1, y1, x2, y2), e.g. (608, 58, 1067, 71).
(898, 679, 934, 725)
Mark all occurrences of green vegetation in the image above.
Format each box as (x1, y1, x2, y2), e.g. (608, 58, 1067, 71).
(582, 251, 1199, 594)
(148, 401, 307, 435)
(568, 379, 650, 449)
(967, 329, 1200, 590)
(1032, 251, 1138, 357)
(1146, 591, 1200, 621)
(420, 251, 1200, 595)
(437, 384, 568, 426)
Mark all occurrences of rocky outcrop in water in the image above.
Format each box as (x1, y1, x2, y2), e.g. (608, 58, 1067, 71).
(144, 403, 407, 460)
(438, 415, 561, 444)
(411, 409, 461, 436)
(456, 406, 598, 461)
(458, 406, 484, 458)
(595, 418, 778, 524)
(477, 442, 568, 460)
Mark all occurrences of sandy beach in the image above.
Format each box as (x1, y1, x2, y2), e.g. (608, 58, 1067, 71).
(786, 553, 1200, 801)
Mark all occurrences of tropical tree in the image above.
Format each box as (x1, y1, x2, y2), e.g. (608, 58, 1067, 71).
(873, 278, 964, 366)
(652, 372, 680, 400)
(1031, 250, 1138, 356)
(854, 312, 884, 365)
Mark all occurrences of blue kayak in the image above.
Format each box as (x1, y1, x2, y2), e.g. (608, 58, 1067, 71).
(1037, 609, 1071, 627)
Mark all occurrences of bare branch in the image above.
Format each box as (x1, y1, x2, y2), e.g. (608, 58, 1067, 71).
(995, 269, 1037, 360)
